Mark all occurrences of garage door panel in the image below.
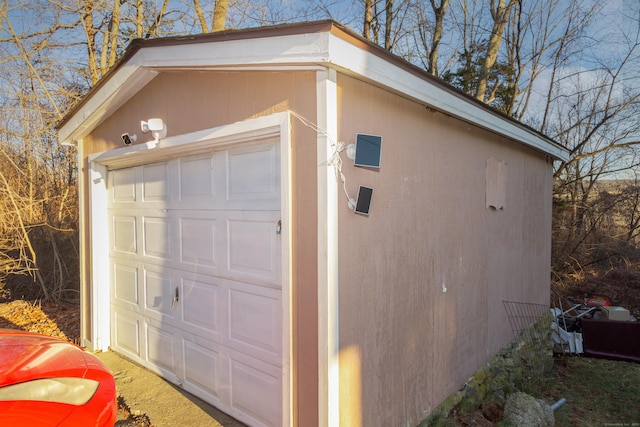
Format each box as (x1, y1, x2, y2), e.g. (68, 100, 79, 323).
(180, 217, 218, 267)
(229, 351, 281, 427)
(145, 323, 177, 374)
(183, 339, 222, 401)
(113, 263, 139, 306)
(114, 311, 140, 357)
(227, 143, 278, 202)
(141, 162, 170, 202)
(228, 284, 281, 364)
(143, 267, 177, 320)
(179, 153, 216, 203)
(113, 216, 137, 254)
(227, 214, 280, 286)
(181, 277, 220, 335)
(111, 168, 137, 203)
(143, 216, 173, 259)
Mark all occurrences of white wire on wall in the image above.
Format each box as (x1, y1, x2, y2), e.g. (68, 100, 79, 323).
(289, 111, 355, 208)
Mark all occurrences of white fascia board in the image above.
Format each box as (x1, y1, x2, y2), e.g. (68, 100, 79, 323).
(136, 32, 331, 68)
(58, 65, 158, 144)
(325, 33, 570, 162)
(58, 32, 331, 143)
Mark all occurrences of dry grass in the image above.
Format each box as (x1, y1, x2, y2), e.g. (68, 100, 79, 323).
(0, 299, 78, 340)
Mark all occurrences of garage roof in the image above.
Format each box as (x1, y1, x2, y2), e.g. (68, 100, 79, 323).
(57, 20, 569, 162)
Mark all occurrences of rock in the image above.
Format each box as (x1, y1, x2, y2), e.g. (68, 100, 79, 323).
(503, 392, 554, 427)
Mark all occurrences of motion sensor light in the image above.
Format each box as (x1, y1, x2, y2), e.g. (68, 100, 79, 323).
(147, 118, 164, 132)
(140, 118, 167, 142)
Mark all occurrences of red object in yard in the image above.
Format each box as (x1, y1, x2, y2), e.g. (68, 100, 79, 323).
(0, 329, 117, 427)
(585, 295, 612, 307)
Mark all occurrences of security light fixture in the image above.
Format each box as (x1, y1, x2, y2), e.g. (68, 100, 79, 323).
(141, 118, 167, 143)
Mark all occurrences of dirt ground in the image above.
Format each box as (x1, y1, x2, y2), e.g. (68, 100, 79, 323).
(96, 351, 243, 427)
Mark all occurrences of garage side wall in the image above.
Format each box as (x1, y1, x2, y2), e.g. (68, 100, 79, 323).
(336, 74, 553, 426)
(79, 70, 320, 427)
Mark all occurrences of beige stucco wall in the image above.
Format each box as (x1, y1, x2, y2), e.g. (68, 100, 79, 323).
(79, 70, 320, 427)
(335, 74, 552, 426)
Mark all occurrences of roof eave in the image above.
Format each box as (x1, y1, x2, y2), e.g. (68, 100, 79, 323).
(57, 20, 569, 162)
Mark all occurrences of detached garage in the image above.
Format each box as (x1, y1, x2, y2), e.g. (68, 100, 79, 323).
(58, 21, 569, 427)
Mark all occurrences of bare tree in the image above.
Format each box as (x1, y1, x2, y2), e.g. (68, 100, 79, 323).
(194, 0, 228, 32)
(194, 0, 210, 32)
(212, 0, 228, 31)
(363, 0, 375, 41)
(383, 0, 393, 50)
(404, 0, 451, 76)
(0, 0, 242, 300)
(474, 0, 517, 102)
(428, 0, 450, 75)
(549, 35, 640, 271)
(0, 0, 81, 300)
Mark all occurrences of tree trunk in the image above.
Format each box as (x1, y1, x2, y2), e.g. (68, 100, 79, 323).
(384, 0, 393, 50)
(194, 0, 209, 32)
(146, 0, 170, 38)
(108, 0, 122, 68)
(364, 0, 373, 40)
(136, 0, 143, 38)
(81, 1, 102, 85)
(474, 0, 516, 102)
(212, 0, 228, 32)
(428, 0, 450, 76)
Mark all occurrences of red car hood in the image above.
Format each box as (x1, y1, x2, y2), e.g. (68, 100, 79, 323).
(0, 331, 89, 386)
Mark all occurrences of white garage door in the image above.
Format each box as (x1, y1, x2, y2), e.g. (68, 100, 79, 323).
(108, 140, 282, 427)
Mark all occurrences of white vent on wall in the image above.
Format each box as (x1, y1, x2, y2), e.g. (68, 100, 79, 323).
(486, 157, 507, 210)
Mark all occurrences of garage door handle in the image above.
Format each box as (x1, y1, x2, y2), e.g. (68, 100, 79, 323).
(276, 220, 281, 235)
(172, 287, 179, 308)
